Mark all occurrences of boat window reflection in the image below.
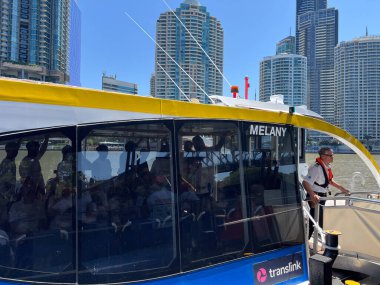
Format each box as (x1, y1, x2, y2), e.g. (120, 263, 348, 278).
(177, 121, 248, 270)
(0, 130, 75, 283)
(78, 122, 177, 284)
(243, 123, 304, 254)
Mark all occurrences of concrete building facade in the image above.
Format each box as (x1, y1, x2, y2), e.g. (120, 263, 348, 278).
(260, 53, 307, 107)
(335, 36, 380, 141)
(155, 0, 223, 103)
(297, 6, 338, 123)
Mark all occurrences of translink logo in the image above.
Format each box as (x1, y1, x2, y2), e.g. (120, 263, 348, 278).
(256, 260, 302, 284)
(254, 253, 303, 284)
(268, 261, 302, 278)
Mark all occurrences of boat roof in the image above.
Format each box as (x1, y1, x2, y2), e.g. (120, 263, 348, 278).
(209, 95, 323, 119)
(0, 77, 379, 185)
(0, 78, 321, 133)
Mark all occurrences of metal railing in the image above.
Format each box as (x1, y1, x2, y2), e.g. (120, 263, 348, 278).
(305, 191, 380, 255)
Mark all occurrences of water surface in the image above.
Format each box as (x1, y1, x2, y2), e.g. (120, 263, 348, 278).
(306, 153, 380, 193)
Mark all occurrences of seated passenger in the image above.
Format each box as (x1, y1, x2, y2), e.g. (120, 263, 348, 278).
(47, 186, 73, 230)
(8, 178, 46, 235)
(78, 189, 93, 225)
(147, 175, 173, 221)
(19, 136, 49, 196)
(92, 144, 112, 181)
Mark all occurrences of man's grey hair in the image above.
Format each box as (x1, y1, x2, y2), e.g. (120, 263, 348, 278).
(318, 147, 332, 156)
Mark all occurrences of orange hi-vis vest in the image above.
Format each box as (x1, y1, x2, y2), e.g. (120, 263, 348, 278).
(314, 157, 333, 188)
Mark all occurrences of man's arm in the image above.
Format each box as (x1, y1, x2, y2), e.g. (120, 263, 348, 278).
(37, 135, 49, 160)
(330, 179, 350, 195)
(302, 180, 320, 204)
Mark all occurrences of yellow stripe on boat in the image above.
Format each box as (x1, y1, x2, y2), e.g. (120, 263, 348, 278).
(0, 78, 379, 186)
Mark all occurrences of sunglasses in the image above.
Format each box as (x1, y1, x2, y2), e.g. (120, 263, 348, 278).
(323, 153, 334, 157)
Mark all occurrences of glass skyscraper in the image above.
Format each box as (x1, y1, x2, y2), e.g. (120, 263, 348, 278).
(295, 0, 327, 53)
(335, 36, 380, 141)
(276, 36, 296, 55)
(0, 0, 70, 83)
(69, 0, 81, 86)
(297, 1, 338, 124)
(155, 0, 223, 103)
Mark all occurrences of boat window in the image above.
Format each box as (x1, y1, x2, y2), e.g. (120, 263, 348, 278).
(296, 128, 306, 163)
(242, 123, 304, 253)
(77, 122, 178, 284)
(177, 121, 248, 270)
(0, 129, 76, 283)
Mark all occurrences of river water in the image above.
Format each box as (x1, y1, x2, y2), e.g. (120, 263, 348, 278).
(306, 153, 380, 193)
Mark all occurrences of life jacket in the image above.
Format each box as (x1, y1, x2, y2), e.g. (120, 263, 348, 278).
(314, 157, 333, 188)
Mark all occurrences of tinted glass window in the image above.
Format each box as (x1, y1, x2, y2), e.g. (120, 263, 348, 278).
(78, 122, 177, 284)
(0, 130, 75, 283)
(243, 123, 304, 253)
(177, 121, 249, 270)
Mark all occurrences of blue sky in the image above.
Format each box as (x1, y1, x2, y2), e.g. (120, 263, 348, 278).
(77, 0, 380, 98)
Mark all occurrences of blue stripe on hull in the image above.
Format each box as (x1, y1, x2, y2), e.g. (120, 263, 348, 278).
(0, 245, 308, 285)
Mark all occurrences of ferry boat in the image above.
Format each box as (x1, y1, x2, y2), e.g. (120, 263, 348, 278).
(0, 78, 379, 284)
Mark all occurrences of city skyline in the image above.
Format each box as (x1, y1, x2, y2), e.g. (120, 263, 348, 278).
(77, 1, 378, 98)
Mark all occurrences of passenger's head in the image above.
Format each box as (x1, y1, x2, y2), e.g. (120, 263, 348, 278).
(5, 142, 19, 159)
(61, 145, 73, 160)
(124, 141, 137, 152)
(26, 140, 40, 158)
(96, 144, 108, 159)
(160, 139, 169, 152)
(192, 135, 205, 151)
(96, 144, 108, 152)
(184, 140, 193, 152)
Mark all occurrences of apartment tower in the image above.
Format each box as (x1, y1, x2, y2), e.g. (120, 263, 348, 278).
(335, 36, 380, 141)
(296, 0, 337, 124)
(260, 36, 307, 106)
(155, 0, 223, 103)
(0, 0, 70, 83)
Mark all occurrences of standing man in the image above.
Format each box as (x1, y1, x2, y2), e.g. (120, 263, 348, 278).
(302, 147, 350, 238)
(19, 135, 49, 196)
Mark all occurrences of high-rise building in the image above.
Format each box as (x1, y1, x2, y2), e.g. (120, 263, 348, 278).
(335, 36, 380, 141)
(0, 0, 70, 84)
(295, 0, 327, 53)
(297, 5, 338, 123)
(260, 38, 307, 106)
(150, 73, 156, 97)
(155, 0, 223, 103)
(102, 74, 138, 95)
(276, 36, 296, 55)
(69, 0, 81, 86)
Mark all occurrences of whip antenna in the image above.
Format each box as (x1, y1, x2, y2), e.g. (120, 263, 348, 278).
(156, 62, 191, 102)
(124, 11, 214, 103)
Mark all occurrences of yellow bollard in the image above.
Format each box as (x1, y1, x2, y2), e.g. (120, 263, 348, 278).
(345, 280, 360, 285)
